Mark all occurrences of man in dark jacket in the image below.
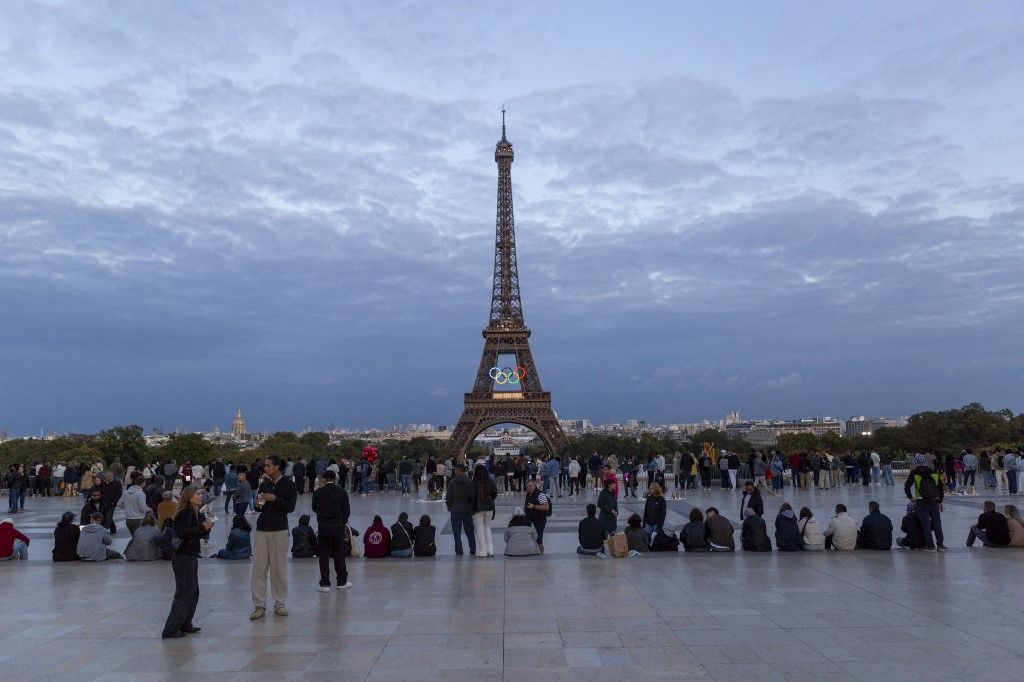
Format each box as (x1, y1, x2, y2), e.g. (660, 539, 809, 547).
(726, 452, 740, 489)
(250, 455, 298, 620)
(856, 501, 893, 549)
(740, 508, 771, 551)
(577, 504, 606, 554)
(904, 454, 946, 551)
(145, 476, 166, 512)
(445, 464, 477, 556)
(311, 470, 351, 591)
(704, 507, 735, 551)
(293, 460, 306, 495)
(966, 500, 1011, 547)
(740, 481, 764, 518)
(896, 502, 927, 549)
(290, 515, 318, 558)
(81, 489, 111, 529)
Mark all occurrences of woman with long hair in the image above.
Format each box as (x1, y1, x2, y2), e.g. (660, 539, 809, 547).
(642, 482, 666, 541)
(472, 465, 496, 557)
(161, 485, 212, 638)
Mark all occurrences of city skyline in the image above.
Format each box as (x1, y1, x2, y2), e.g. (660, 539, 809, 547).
(2, 3, 1023, 433)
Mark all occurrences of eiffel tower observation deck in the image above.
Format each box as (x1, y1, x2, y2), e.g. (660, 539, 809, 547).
(447, 113, 568, 461)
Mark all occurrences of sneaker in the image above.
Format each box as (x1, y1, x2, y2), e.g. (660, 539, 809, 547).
(317, 586, 330, 593)
(923, 546, 937, 552)
(249, 607, 266, 620)
(274, 605, 288, 616)
(338, 582, 353, 589)
(936, 545, 947, 552)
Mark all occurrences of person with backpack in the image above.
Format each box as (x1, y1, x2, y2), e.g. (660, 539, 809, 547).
(904, 453, 947, 551)
(524, 479, 551, 554)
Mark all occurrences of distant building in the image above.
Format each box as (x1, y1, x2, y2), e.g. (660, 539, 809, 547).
(723, 411, 742, 427)
(845, 416, 907, 437)
(491, 433, 523, 458)
(727, 417, 843, 448)
(231, 409, 247, 440)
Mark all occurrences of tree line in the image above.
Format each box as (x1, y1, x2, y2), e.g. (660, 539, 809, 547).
(2, 403, 1020, 470)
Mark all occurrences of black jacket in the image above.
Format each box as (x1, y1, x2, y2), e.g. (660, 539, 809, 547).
(577, 516, 606, 550)
(650, 531, 680, 552)
(255, 475, 297, 532)
(642, 496, 667, 529)
(52, 522, 80, 561)
(173, 508, 205, 557)
(904, 466, 944, 503)
(856, 511, 893, 550)
(474, 480, 496, 515)
(311, 483, 350, 529)
(293, 461, 306, 481)
(390, 520, 414, 551)
(975, 510, 1011, 546)
(741, 515, 772, 551)
(145, 483, 165, 511)
(775, 511, 803, 551)
(682, 521, 708, 552)
(413, 525, 436, 556)
(900, 512, 927, 548)
(80, 500, 110, 527)
(445, 474, 476, 514)
(740, 488, 764, 518)
(291, 524, 318, 557)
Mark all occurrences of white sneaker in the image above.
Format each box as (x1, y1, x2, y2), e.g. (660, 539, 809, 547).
(338, 582, 353, 590)
(318, 586, 330, 593)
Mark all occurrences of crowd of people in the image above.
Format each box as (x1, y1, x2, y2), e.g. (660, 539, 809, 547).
(2, 449, 1024, 638)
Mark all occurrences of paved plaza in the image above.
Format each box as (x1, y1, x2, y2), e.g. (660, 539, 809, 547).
(2, 480, 1023, 681)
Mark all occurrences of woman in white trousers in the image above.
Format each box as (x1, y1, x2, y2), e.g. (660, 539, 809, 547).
(472, 465, 496, 557)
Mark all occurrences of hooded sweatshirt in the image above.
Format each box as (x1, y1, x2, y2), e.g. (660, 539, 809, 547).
(0, 520, 30, 558)
(76, 523, 114, 561)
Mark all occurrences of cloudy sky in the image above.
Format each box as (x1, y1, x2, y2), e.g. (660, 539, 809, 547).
(1, 2, 1022, 434)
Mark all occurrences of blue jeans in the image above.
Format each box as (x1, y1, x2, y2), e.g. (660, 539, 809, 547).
(387, 474, 397, 491)
(450, 512, 476, 555)
(400, 475, 412, 494)
(882, 465, 894, 486)
(361, 477, 372, 494)
(871, 466, 880, 484)
(0, 539, 28, 560)
(1009, 470, 1019, 495)
(213, 478, 224, 496)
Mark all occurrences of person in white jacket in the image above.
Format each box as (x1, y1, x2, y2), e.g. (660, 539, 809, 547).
(823, 504, 858, 550)
(116, 474, 151, 537)
(568, 458, 581, 496)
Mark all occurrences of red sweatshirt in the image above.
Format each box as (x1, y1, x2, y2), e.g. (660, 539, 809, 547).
(0, 521, 30, 557)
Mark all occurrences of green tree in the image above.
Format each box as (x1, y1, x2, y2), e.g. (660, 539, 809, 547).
(96, 425, 147, 468)
(162, 432, 215, 465)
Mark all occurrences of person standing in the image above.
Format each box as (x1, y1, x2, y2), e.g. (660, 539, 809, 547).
(161, 486, 212, 638)
(1003, 451, 1019, 496)
(740, 481, 764, 519)
(962, 449, 978, 495)
(116, 474, 149, 537)
(445, 464, 477, 556)
(642, 483, 666, 540)
(904, 454, 947, 551)
(524, 479, 551, 554)
(472, 465, 497, 557)
(597, 477, 618, 536)
(210, 459, 226, 497)
(870, 451, 881, 485)
(567, 457, 581, 496)
(310, 470, 351, 591)
(250, 455, 297, 620)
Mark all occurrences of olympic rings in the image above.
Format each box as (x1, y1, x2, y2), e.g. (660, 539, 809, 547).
(489, 366, 527, 385)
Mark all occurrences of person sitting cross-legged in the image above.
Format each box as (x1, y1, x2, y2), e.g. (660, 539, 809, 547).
(740, 507, 772, 551)
(855, 501, 893, 550)
(290, 515, 318, 559)
(823, 504, 857, 551)
(217, 514, 253, 560)
(649, 522, 681, 552)
(577, 504, 607, 555)
(52, 512, 80, 562)
(77, 511, 122, 561)
(123, 512, 163, 561)
(966, 500, 1011, 548)
(504, 507, 540, 556)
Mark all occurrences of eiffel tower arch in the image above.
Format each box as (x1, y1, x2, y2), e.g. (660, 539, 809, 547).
(447, 113, 568, 462)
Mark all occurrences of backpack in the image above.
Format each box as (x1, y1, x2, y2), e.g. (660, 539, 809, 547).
(918, 473, 941, 503)
(163, 463, 175, 477)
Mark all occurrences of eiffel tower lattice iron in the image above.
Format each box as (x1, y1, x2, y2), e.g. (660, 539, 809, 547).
(447, 114, 568, 461)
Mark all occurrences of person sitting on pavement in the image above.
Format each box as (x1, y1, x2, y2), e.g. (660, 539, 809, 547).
(504, 507, 540, 556)
(896, 502, 927, 549)
(0, 517, 30, 561)
(966, 500, 1011, 548)
(412, 515, 436, 557)
(823, 504, 858, 551)
(741, 507, 772, 551)
(291, 514, 319, 558)
(577, 504, 607, 555)
(775, 503, 803, 551)
(856, 501, 893, 550)
(53, 511, 80, 561)
(705, 507, 735, 551)
(650, 522, 680, 552)
(1003, 505, 1024, 547)
(682, 508, 709, 552)
(390, 512, 415, 558)
(157, 491, 178, 529)
(77, 511, 122, 561)
(624, 513, 649, 553)
(217, 514, 253, 560)
(798, 507, 825, 551)
(123, 512, 163, 561)
(362, 515, 391, 558)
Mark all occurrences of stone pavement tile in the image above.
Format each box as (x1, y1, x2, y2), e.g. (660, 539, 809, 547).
(239, 652, 313, 673)
(501, 648, 569, 667)
(436, 648, 503, 670)
(564, 647, 601, 667)
(676, 628, 746, 646)
(556, 617, 614, 632)
(836, 661, 946, 681)
(504, 666, 572, 681)
(504, 632, 564, 649)
(559, 630, 622, 648)
(382, 634, 448, 650)
(610, 616, 671, 632)
(626, 645, 697, 667)
(956, 625, 1024, 655)
(175, 653, 261, 672)
(448, 617, 504, 634)
(307, 650, 381, 671)
(504, 617, 559, 633)
(338, 620, 401, 636)
(685, 644, 763, 664)
(703, 663, 786, 681)
(664, 614, 731, 630)
(594, 648, 632, 667)
(301, 672, 369, 682)
(618, 629, 684, 648)
(446, 633, 504, 649)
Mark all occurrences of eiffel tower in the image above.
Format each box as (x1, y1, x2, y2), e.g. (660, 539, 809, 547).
(447, 113, 568, 461)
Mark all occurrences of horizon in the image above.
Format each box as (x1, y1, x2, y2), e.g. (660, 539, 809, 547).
(2, 3, 1023, 434)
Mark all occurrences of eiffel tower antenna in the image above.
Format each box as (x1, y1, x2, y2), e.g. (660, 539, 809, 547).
(447, 115, 567, 462)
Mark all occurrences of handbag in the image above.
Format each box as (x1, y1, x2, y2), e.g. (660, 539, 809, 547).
(604, 532, 628, 558)
(346, 525, 362, 558)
